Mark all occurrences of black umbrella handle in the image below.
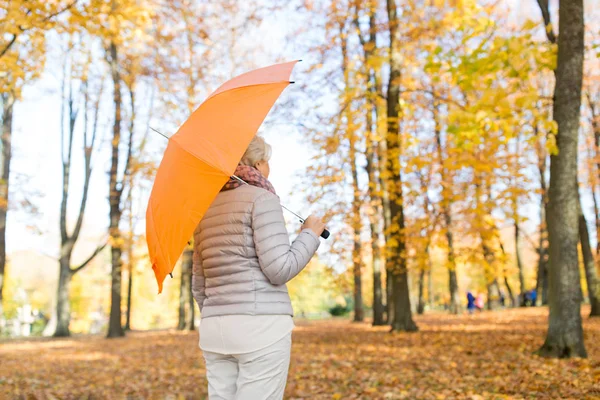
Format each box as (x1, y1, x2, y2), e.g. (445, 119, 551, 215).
(299, 219, 330, 240)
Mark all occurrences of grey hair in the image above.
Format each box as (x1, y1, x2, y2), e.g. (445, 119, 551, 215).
(240, 135, 272, 167)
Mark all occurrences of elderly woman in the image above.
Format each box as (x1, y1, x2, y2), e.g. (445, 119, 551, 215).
(192, 135, 326, 400)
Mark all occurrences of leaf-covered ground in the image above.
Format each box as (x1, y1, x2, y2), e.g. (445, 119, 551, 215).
(1, 308, 599, 399)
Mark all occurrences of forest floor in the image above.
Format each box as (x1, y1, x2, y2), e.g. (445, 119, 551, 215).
(1, 307, 599, 399)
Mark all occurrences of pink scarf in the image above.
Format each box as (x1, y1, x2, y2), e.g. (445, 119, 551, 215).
(221, 165, 277, 195)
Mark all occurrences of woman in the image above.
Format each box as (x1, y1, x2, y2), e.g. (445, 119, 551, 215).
(192, 135, 326, 400)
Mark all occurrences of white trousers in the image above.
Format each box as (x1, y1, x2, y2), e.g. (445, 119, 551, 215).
(203, 332, 292, 400)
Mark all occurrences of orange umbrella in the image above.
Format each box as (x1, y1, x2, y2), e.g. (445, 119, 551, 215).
(146, 61, 299, 293)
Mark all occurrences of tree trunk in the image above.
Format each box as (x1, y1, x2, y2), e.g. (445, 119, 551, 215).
(391, 272, 417, 331)
(355, 0, 385, 327)
(428, 267, 433, 308)
(377, 93, 392, 323)
(433, 100, 460, 314)
(499, 243, 516, 307)
(125, 261, 133, 331)
(446, 222, 460, 314)
(417, 267, 425, 315)
(448, 266, 460, 313)
(107, 41, 124, 338)
(348, 132, 363, 318)
(386, 0, 417, 332)
(56, 67, 73, 337)
(536, 223, 549, 306)
(512, 133, 527, 298)
(487, 279, 501, 310)
(54, 257, 72, 337)
(339, 19, 363, 323)
(579, 205, 600, 316)
(55, 71, 100, 337)
(350, 152, 364, 323)
(536, 206, 549, 306)
(178, 248, 193, 330)
(481, 239, 500, 310)
(537, 0, 586, 358)
(503, 275, 515, 307)
(587, 93, 600, 256)
(365, 76, 384, 325)
(189, 263, 195, 330)
(535, 126, 550, 306)
(515, 222, 526, 296)
(371, 232, 385, 325)
(178, 263, 187, 330)
(379, 120, 392, 324)
(441, 183, 460, 314)
(386, 271, 393, 323)
(585, 94, 600, 317)
(0, 93, 13, 324)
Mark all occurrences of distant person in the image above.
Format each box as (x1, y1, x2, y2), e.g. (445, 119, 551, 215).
(529, 289, 537, 307)
(475, 294, 485, 311)
(499, 290, 506, 307)
(467, 291, 476, 314)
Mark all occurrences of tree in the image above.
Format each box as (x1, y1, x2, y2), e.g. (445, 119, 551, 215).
(174, 1, 210, 329)
(412, 165, 435, 315)
(0, 0, 75, 326)
(106, 38, 126, 338)
(90, 0, 152, 338)
(354, 0, 385, 326)
(54, 43, 106, 337)
(0, 1, 76, 59)
(0, 91, 14, 325)
(510, 134, 527, 303)
(336, 14, 364, 323)
(534, 122, 550, 305)
(432, 98, 461, 314)
(579, 202, 600, 316)
(386, 0, 417, 332)
(536, 0, 587, 358)
(121, 50, 152, 332)
(582, 92, 600, 317)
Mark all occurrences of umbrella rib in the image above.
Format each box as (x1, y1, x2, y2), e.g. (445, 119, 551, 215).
(231, 175, 306, 223)
(169, 137, 229, 178)
(150, 128, 224, 175)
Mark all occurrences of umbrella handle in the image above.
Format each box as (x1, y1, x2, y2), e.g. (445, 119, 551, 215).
(299, 219, 330, 240)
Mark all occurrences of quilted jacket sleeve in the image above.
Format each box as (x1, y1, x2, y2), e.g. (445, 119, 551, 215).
(251, 191, 321, 285)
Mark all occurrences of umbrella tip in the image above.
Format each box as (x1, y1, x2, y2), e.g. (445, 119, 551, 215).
(289, 81, 295, 84)
(169, 272, 174, 278)
(298, 59, 303, 62)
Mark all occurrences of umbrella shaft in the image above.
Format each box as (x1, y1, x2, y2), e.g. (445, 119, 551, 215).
(231, 175, 305, 223)
(150, 126, 170, 139)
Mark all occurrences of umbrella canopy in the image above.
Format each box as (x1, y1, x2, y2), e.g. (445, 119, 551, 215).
(146, 61, 298, 293)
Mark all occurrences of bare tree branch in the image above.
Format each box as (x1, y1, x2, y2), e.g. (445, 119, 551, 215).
(0, 35, 18, 59)
(71, 242, 107, 275)
(0, 1, 79, 58)
(71, 78, 93, 243)
(536, 0, 557, 44)
(117, 80, 136, 204)
(403, 88, 467, 111)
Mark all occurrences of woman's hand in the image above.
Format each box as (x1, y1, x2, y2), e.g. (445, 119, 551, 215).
(301, 215, 327, 237)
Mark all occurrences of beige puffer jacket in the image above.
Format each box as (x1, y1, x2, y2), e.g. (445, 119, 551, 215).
(191, 184, 320, 318)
